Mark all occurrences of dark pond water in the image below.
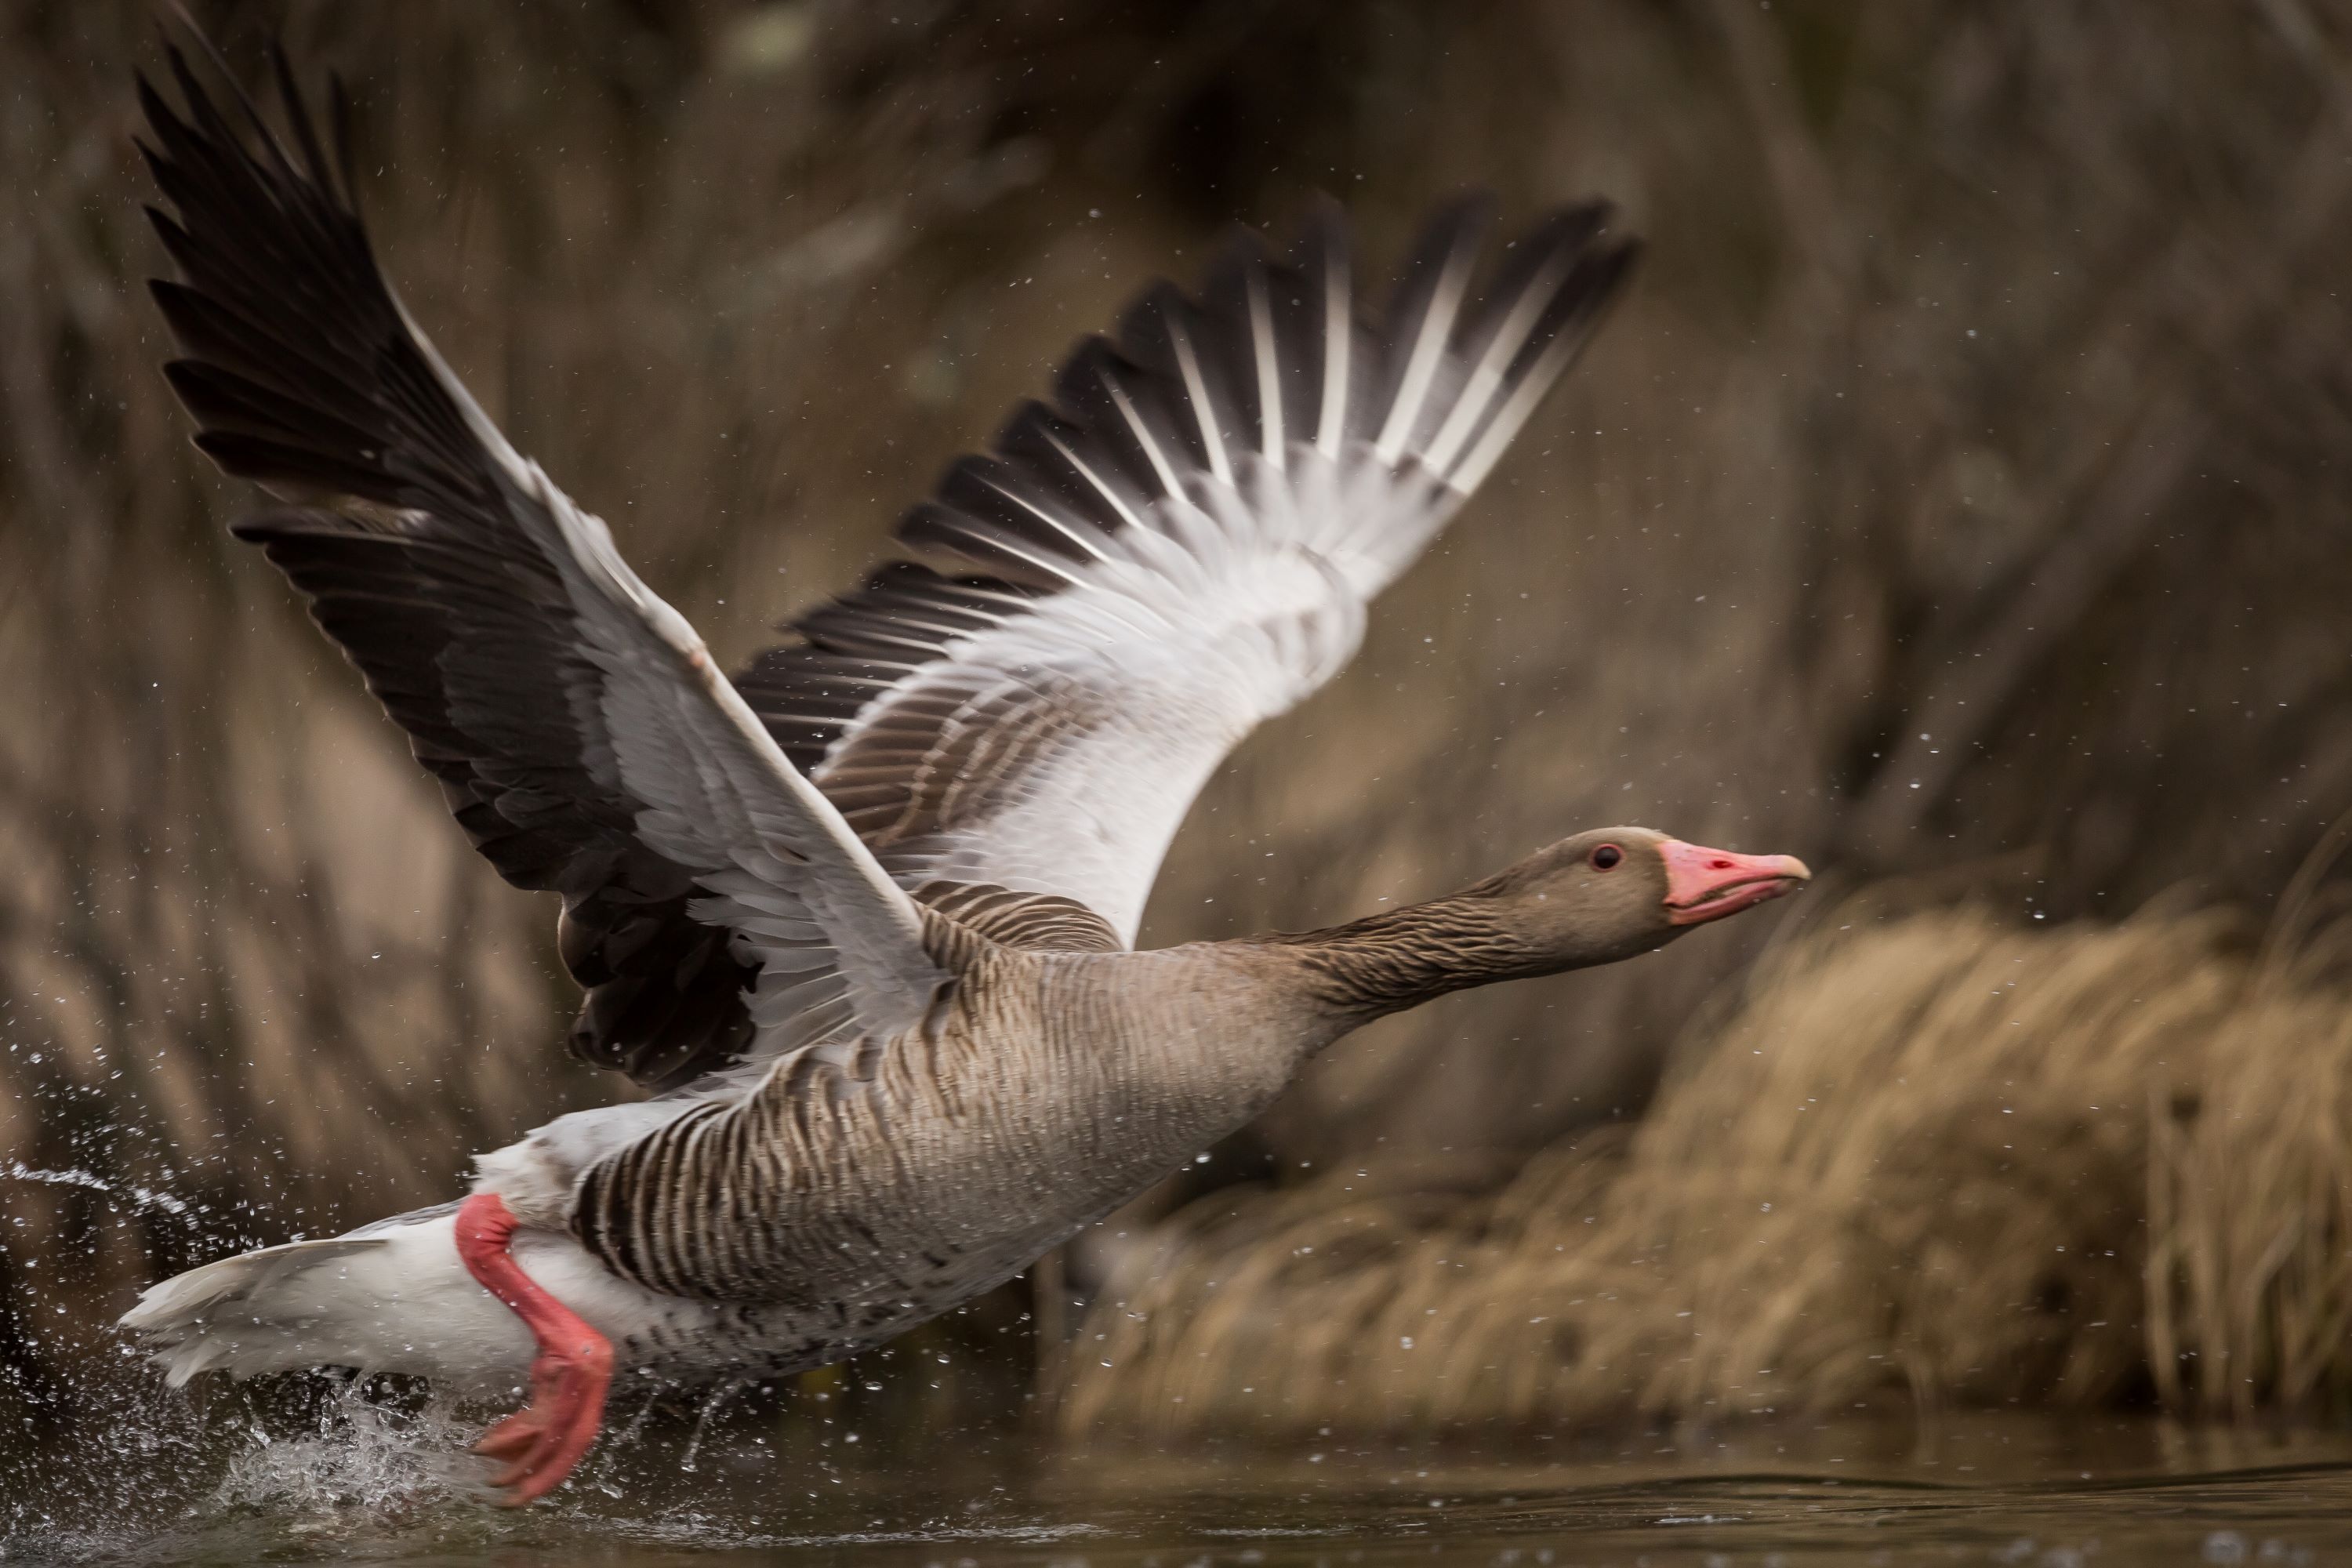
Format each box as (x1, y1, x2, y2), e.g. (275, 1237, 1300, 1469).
(10, 1399, 2352, 1567)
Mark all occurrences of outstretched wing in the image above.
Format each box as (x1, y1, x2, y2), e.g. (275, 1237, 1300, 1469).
(138, 44, 946, 1093)
(739, 201, 1639, 943)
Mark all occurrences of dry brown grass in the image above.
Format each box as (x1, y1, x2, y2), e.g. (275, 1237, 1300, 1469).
(1061, 894, 2352, 1437)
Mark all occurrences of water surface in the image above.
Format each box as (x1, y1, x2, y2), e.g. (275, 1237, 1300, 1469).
(10, 1399, 2352, 1566)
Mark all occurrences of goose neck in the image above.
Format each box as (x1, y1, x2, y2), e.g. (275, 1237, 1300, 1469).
(1261, 891, 1548, 1025)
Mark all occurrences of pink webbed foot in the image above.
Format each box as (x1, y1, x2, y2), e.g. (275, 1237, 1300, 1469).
(454, 1191, 614, 1505)
(471, 1335, 612, 1501)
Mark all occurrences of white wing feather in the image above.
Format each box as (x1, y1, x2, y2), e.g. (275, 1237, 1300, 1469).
(741, 201, 1636, 946)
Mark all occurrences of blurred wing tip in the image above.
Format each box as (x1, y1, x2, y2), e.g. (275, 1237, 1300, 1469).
(144, 14, 344, 205)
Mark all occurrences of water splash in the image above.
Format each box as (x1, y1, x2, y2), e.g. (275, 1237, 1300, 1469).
(209, 1383, 482, 1523)
(1, 1371, 520, 1562)
(676, 1380, 746, 1475)
(2, 1160, 198, 1219)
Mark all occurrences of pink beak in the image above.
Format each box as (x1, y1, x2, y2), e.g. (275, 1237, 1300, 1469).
(1659, 840, 1812, 926)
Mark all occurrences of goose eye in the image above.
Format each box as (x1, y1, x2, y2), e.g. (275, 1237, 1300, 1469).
(1589, 844, 1623, 871)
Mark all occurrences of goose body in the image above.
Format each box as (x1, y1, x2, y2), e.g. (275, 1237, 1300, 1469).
(119, 39, 1810, 1503)
(133, 938, 1317, 1396)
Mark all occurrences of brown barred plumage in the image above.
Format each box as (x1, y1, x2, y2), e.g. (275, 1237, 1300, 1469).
(911, 880, 1123, 953)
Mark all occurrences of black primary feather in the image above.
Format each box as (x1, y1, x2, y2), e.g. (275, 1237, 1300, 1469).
(139, 37, 756, 1091)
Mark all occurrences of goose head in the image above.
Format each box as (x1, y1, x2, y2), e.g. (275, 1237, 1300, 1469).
(1474, 826, 1812, 969)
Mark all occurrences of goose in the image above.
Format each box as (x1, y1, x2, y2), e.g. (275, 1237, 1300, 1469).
(118, 41, 1811, 1504)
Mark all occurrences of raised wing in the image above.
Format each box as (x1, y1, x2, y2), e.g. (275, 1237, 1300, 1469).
(739, 201, 1639, 943)
(138, 45, 946, 1093)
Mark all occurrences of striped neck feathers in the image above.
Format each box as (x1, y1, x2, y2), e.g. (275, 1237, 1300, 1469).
(1266, 889, 1568, 1022)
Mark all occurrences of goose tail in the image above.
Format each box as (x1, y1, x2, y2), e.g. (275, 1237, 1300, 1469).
(119, 1203, 532, 1392)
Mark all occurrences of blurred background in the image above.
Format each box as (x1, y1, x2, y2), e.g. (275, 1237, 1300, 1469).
(7, 0, 2352, 1457)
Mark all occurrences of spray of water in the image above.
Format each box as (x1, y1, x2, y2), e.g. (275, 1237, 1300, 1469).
(210, 1381, 484, 1522)
(2, 1160, 198, 1219)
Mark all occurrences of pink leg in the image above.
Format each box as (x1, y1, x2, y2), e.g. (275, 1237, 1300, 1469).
(452, 1191, 613, 1506)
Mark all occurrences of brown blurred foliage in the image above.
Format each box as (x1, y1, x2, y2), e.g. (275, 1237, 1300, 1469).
(5, 0, 2352, 1434)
